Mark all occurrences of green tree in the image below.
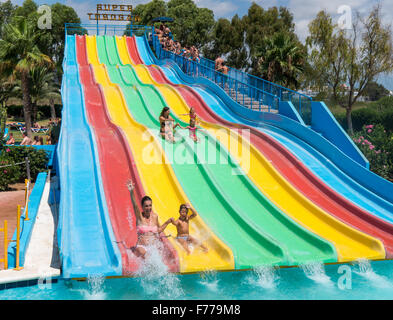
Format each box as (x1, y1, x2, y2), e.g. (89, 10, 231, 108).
(254, 32, 306, 89)
(0, 17, 53, 138)
(307, 6, 393, 135)
(167, 0, 214, 48)
(0, 76, 17, 140)
(0, 0, 16, 33)
(363, 81, 390, 101)
(202, 15, 247, 69)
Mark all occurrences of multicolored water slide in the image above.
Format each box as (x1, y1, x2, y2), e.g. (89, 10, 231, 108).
(143, 42, 393, 226)
(58, 33, 393, 277)
(138, 36, 393, 222)
(57, 36, 122, 278)
(94, 36, 342, 266)
(87, 34, 387, 262)
(134, 36, 393, 251)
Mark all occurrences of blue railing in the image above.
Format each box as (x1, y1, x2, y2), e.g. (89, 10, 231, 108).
(65, 23, 154, 38)
(152, 34, 312, 123)
(152, 35, 280, 112)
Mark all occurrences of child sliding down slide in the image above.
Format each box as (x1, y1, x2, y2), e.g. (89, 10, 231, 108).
(171, 204, 208, 254)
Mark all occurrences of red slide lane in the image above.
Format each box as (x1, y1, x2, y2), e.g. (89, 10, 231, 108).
(146, 64, 393, 258)
(76, 35, 179, 274)
(126, 36, 143, 65)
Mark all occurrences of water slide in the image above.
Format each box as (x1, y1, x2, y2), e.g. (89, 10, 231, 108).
(135, 36, 393, 249)
(132, 36, 393, 258)
(138, 35, 393, 227)
(56, 35, 122, 278)
(57, 32, 393, 277)
(75, 35, 179, 274)
(94, 35, 341, 267)
(86, 35, 235, 273)
(96, 34, 387, 264)
(137, 33, 393, 257)
(127, 36, 389, 262)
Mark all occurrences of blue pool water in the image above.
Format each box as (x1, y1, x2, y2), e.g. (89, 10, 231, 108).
(1, 259, 393, 300)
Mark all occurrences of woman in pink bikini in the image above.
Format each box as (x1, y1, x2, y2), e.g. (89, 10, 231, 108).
(127, 180, 173, 259)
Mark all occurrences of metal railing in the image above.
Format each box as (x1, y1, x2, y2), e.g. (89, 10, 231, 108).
(153, 36, 280, 112)
(0, 220, 8, 270)
(65, 23, 154, 38)
(152, 34, 313, 123)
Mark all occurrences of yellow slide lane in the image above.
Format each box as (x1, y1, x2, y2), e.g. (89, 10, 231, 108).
(127, 62, 385, 262)
(85, 36, 234, 273)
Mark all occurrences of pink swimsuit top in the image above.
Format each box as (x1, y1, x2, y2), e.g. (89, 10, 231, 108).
(137, 225, 158, 234)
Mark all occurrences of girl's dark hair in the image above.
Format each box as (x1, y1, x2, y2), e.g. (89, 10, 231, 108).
(160, 107, 170, 118)
(179, 204, 188, 212)
(141, 196, 152, 206)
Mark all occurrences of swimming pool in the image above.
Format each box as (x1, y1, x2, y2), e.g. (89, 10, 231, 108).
(1, 259, 393, 300)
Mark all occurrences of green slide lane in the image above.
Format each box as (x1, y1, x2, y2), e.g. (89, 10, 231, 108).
(97, 36, 337, 268)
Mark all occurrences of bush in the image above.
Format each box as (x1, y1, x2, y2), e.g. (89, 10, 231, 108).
(352, 124, 393, 182)
(7, 105, 62, 120)
(370, 96, 393, 112)
(0, 146, 48, 191)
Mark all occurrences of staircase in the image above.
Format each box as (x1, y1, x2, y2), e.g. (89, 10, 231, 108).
(223, 87, 278, 113)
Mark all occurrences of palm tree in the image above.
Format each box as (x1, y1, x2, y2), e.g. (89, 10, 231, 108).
(28, 65, 60, 123)
(0, 75, 17, 140)
(254, 32, 306, 89)
(0, 17, 53, 137)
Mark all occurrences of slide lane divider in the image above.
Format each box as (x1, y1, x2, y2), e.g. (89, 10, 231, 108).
(78, 34, 179, 274)
(131, 36, 387, 262)
(86, 35, 235, 272)
(110, 58, 338, 266)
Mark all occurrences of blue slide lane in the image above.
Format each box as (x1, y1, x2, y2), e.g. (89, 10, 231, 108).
(56, 35, 122, 278)
(137, 36, 393, 224)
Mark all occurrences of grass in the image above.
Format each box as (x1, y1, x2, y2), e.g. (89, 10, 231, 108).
(326, 101, 371, 115)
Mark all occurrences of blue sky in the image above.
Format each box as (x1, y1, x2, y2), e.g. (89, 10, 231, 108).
(9, 0, 393, 42)
(7, 0, 393, 89)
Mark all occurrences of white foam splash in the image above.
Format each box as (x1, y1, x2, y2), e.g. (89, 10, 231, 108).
(199, 270, 219, 292)
(82, 274, 107, 300)
(245, 265, 279, 289)
(134, 241, 184, 299)
(301, 261, 334, 287)
(354, 259, 392, 289)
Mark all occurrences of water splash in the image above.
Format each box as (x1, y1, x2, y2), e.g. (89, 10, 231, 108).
(300, 262, 334, 287)
(244, 265, 279, 290)
(134, 242, 184, 299)
(354, 259, 392, 289)
(199, 270, 219, 292)
(82, 274, 107, 300)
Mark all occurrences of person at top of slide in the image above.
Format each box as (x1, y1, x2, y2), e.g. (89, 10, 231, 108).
(215, 56, 224, 72)
(127, 180, 173, 259)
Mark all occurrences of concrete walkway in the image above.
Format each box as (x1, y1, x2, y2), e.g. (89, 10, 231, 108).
(0, 178, 61, 284)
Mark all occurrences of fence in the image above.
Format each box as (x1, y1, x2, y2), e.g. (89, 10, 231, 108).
(65, 23, 154, 38)
(152, 36, 280, 113)
(152, 34, 313, 123)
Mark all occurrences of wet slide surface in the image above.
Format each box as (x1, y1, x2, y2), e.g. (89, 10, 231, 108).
(99, 35, 348, 266)
(145, 64, 393, 260)
(77, 35, 179, 274)
(153, 53, 393, 226)
(87, 35, 235, 273)
(58, 36, 122, 278)
(131, 36, 389, 262)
